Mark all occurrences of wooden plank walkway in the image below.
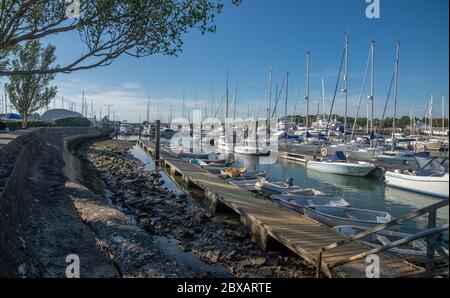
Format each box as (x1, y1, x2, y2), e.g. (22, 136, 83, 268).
(138, 140, 424, 278)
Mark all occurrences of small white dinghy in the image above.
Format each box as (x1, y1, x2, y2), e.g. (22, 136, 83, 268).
(272, 193, 351, 214)
(385, 157, 449, 198)
(303, 206, 394, 228)
(228, 178, 264, 192)
(334, 225, 436, 261)
(255, 178, 301, 195)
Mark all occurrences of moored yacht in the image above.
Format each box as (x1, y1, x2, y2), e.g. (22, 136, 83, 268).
(385, 157, 449, 198)
(307, 151, 376, 177)
(234, 140, 270, 156)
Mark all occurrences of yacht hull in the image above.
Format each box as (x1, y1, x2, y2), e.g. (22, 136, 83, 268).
(385, 171, 449, 198)
(306, 161, 376, 177)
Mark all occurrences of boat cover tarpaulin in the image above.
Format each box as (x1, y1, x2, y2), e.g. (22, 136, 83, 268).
(415, 157, 446, 176)
(330, 151, 347, 162)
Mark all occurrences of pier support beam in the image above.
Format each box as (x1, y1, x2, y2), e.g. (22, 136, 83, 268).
(203, 189, 235, 214)
(240, 214, 269, 251)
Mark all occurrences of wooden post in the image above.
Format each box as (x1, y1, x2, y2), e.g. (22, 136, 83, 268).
(426, 209, 437, 276)
(155, 120, 161, 165)
(316, 251, 323, 278)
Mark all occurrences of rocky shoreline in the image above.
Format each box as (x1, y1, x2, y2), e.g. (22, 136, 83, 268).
(81, 139, 315, 278)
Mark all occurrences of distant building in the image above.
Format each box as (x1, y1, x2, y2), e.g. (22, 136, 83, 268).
(41, 109, 83, 121)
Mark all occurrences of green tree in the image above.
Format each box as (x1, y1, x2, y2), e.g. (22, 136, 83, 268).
(5, 40, 57, 128)
(0, 0, 241, 76)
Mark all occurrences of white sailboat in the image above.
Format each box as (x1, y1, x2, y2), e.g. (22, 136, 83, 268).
(307, 151, 376, 177)
(376, 150, 416, 165)
(217, 135, 234, 153)
(234, 139, 270, 156)
(378, 41, 413, 164)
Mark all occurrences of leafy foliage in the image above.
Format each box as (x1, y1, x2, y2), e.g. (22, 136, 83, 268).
(5, 40, 57, 127)
(53, 116, 90, 127)
(0, 0, 241, 75)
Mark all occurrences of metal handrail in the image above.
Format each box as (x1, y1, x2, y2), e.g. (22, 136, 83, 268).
(315, 199, 449, 277)
(329, 224, 449, 269)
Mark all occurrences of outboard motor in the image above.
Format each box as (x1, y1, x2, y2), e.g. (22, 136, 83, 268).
(285, 177, 294, 186)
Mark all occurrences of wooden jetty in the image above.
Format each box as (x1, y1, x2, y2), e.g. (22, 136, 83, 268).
(278, 150, 311, 164)
(137, 140, 424, 278)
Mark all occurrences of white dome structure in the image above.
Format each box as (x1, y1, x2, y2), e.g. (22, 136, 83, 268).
(41, 109, 83, 121)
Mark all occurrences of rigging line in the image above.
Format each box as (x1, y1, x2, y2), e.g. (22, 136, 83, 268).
(377, 69, 395, 134)
(213, 95, 226, 119)
(256, 98, 264, 119)
(350, 46, 372, 141)
(292, 58, 307, 122)
(271, 77, 286, 118)
(325, 48, 346, 135)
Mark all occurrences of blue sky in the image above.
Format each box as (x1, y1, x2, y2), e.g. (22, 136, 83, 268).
(21, 0, 450, 122)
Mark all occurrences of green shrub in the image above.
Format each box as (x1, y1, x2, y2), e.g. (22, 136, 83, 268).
(2, 117, 90, 130)
(5, 121, 52, 130)
(53, 117, 91, 127)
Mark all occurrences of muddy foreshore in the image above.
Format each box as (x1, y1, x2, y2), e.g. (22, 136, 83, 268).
(0, 128, 314, 278)
(80, 139, 315, 278)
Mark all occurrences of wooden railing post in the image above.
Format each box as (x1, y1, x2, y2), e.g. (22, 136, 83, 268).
(426, 209, 437, 276)
(315, 250, 323, 278)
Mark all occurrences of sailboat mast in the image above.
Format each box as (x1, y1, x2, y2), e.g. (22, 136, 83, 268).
(370, 40, 375, 146)
(268, 65, 273, 120)
(430, 94, 433, 137)
(146, 96, 150, 123)
(392, 41, 400, 150)
(210, 81, 214, 119)
(443, 96, 445, 134)
(343, 34, 349, 144)
(305, 52, 310, 133)
(233, 81, 238, 120)
(321, 78, 326, 122)
(366, 101, 369, 133)
(182, 90, 185, 119)
(225, 69, 229, 119)
(284, 72, 289, 130)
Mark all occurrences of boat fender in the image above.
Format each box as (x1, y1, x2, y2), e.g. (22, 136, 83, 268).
(320, 147, 328, 157)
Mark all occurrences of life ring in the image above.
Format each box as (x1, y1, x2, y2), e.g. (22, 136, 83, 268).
(320, 147, 328, 157)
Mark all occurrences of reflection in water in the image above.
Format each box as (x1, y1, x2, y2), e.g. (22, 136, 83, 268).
(129, 145, 183, 195)
(155, 236, 232, 278)
(385, 187, 449, 230)
(129, 144, 232, 277)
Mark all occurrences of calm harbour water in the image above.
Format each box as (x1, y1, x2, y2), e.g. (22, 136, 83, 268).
(121, 135, 448, 235)
(225, 153, 448, 234)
